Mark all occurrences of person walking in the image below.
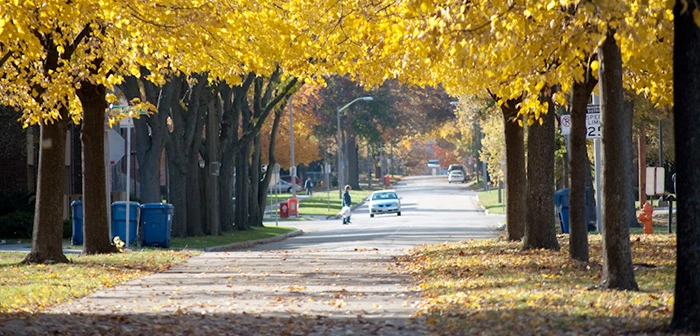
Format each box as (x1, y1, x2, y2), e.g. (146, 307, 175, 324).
(304, 177, 313, 195)
(342, 185, 352, 224)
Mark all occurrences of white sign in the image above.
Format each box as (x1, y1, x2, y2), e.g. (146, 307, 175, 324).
(646, 167, 665, 195)
(107, 129, 125, 165)
(559, 112, 601, 139)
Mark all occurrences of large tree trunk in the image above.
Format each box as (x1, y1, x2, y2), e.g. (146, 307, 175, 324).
(499, 100, 526, 241)
(218, 84, 239, 233)
(23, 110, 70, 264)
(598, 31, 638, 291)
(522, 91, 559, 251)
(76, 80, 116, 254)
(569, 67, 598, 262)
(164, 74, 207, 237)
(670, 1, 700, 331)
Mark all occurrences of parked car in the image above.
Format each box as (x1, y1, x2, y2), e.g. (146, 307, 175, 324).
(268, 180, 303, 193)
(368, 190, 402, 217)
(281, 175, 303, 189)
(448, 170, 465, 183)
(448, 164, 466, 173)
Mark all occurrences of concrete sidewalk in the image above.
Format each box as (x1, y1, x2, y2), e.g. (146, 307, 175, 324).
(1, 249, 430, 335)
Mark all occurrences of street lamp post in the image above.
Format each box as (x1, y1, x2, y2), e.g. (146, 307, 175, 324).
(336, 96, 373, 197)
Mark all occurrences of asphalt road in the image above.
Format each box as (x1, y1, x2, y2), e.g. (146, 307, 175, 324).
(253, 175, 503, 252)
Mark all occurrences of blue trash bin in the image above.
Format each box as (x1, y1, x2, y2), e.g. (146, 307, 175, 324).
(140, 203, 173, 248)
(111, 201, 139, 245)
(554, 189, 570, 234)
(71, 200, 84, 245)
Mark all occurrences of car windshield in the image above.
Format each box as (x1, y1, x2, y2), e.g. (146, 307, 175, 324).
(372, 192, 398, 200)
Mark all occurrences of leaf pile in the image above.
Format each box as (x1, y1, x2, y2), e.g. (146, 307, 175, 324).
(0, 250, 198, 314)
(397, 234, 680, 335)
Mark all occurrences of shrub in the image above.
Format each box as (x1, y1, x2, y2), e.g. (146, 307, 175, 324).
(0, 210, 34, 239)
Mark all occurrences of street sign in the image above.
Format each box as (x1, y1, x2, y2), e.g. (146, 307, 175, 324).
(559, 112, 600, 138)
(107, 129, 125, 165)
(646, 167, 665, 195)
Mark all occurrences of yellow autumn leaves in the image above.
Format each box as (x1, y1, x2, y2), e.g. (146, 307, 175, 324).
(399, 234, 676, 334)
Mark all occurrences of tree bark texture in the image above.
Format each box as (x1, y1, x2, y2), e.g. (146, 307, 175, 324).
(522, 92, 559, 251)
(499, 100, 526, 241)
(205, 93, 221, 236)
(23, 36, 71, 264)
(569, 67, 597, 262)
(77, 79, 116, 254)
(249, 135, 263, 227)
(671, 1, 700, 331)
(598, 31, 638, 291)
(23, 112, 70, 264)
(234, 142, 252, 231)
(164, 75, 207, 237)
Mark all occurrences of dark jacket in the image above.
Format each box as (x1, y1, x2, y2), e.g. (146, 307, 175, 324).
(342, 191, 352, 207)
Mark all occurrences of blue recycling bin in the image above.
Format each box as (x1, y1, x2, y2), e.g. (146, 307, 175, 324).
(554, 188, 596, 234)
(71, 200, 84, 245)
(140, 203, 173, 248)
(554, 189, 570, 234)
(111, 201, 139, 245)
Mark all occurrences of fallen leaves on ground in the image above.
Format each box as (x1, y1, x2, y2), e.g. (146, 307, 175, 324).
(396, 234, 681, 335)
(0, 250, 199, 314)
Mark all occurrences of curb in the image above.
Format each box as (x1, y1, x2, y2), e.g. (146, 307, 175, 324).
(205, 229, 304, 252)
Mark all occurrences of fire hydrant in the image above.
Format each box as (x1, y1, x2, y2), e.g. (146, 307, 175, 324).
(638, 201, 654, 234)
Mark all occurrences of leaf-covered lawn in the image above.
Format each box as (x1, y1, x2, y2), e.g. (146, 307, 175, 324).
(397, 234, 678, 335)
(0, 250, 198, 314)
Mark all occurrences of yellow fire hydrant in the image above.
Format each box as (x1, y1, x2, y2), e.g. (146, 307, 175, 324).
(638, 201, 654, 234)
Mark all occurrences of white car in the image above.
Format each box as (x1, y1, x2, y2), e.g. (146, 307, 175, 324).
(448, 170, 465, 183)
(268, 180, 303, 193)
(368, 190, 402, 218)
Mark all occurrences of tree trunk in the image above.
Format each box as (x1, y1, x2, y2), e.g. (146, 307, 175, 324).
(164, 74, 207, 237)
(598, 30, 638, 291)
(119, 75, 174, 204)
(205, 99, 220, 236)
(522, 92, 559, 251)
(347, 136, 360, 190)
(569, 67, 597, 262)
(22, 110, 70, 264)
(168, 159, 187, 237)
(77, 80, 117, 254)
(500, 101, 526, 241)
(249, 135, 263, 227)
(257, 106, 285, 226)
(219, 154, 235, 232)
(234, 142, 252, 231)
(670, 1, 700, 331)
(638, 122, 647, 207)
(186, 153, 204, 236)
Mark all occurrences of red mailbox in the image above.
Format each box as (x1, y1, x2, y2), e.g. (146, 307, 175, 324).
(288, 197, 299, 217)
(280, 201, 289, 218)
(383, 175, 391, 186)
